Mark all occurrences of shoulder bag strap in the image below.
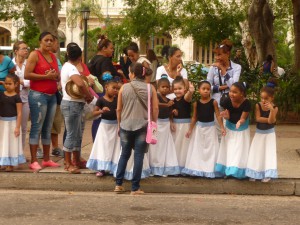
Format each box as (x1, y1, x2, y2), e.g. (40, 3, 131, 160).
(147, 83, 151, 123)
(130, 82, 148, 111)
(37, 50, 54, 69)
(218, 70, 225, 94)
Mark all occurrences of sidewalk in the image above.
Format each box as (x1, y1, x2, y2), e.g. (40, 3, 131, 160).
(0, 121, 299, 196)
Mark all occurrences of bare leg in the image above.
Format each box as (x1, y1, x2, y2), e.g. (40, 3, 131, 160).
(30, 144, 38, 163)
(42, 144, 50, 162)
(51, 133, 59, 148)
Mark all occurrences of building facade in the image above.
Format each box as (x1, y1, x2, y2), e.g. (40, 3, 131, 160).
(0, 0, 214, 65)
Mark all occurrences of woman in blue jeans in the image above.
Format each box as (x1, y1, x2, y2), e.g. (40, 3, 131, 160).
(115, 62, 158, 195)
(60, 43, 93, 174)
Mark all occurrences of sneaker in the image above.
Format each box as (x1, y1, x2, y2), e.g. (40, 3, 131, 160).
(249, 178, 256, 182)
(131, 189, 145, 195)
(42, 160, 60, 168)
(51, 148, 64, 157)
(29, 162, 42, 171)
(261, 178, 271, 183)
(36, 148, 43, 159)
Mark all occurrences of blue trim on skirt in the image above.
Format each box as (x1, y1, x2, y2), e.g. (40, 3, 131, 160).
(226, 118, 249, 132)
(0, 116, 16, 121)
(196, 121, 215, 127)
(245, 168, 278, 179)
(255, 128, 275, 134)
(181, 168, 215, 178)
(86, 159, 114, 171)
(158, 118, 170, 122)
(0, 155, 26, 166)
(215, 163, 246, 179)
(150, 166, 181, 176)
(173, 118, 191, 124)
(101, 119, 117, 124)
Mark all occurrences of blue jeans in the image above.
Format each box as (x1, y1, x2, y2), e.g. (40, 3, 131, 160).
(116, 126, 148, 191)
(61, 100, 85, 152)
(28, 90, 57, 145)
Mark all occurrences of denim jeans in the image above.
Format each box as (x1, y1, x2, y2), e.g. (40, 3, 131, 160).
(116, 126, 148, 191)
(28, 90, 57, 145)
(61, 100, 85, 152)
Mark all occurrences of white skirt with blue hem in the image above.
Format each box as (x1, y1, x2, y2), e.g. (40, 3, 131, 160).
(172, 118, 191, 173)
(182, 121, 218, 178)
(246, 128, 278, 179)
(0, 117, 26, 166)
(149, 119, 180, 176)
(87, 119, 120, 172)
(215, 119, 250, 179)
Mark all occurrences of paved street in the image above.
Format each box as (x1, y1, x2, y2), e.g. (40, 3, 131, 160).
(0, 190, 299, 225)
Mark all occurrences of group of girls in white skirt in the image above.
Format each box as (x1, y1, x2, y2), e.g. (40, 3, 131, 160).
(0, 74, 26, 172)
(87, 74, 278, 183)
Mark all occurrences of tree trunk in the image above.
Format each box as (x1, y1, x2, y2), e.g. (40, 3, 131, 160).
(240, 21, 258, 69)
(292, 0, 300, 72)
(248, 0, 276, 69)
(27, 0, 61, 37)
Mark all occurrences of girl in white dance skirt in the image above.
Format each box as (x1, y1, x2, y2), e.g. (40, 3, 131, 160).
(171, 76, 195, 173)
(183, 81, 226, 178)
(246, 79, 278, 182)
(87, 76, 119, 177)
(149, 78, 180, 176)
(215, 82, 251, 179)
(0, 74, 26, 171)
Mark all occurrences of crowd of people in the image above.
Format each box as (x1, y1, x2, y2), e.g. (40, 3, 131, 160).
(0, 33, 278, 194)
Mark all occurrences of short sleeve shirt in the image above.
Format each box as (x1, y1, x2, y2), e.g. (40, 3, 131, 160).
(221, 98, 251, 124)
(96, 97, 117, 120)
(0, 92, 22, 117)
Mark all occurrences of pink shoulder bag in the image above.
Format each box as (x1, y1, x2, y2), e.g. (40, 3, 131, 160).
(146, 84, 157, 144)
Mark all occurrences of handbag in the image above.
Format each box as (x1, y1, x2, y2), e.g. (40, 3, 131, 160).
(218, 70, 229, 106)
(130, 83, 157, 144)
(88, 74, 103, 93)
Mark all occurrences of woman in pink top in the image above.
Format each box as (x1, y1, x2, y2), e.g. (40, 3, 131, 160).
(25, 31, 61, 171)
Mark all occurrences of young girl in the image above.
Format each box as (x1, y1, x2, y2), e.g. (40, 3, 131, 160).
(171, 76, 195, 173)
(246, 79, 278, 182)
(87, 76, 119, 177)
(148, 78, 180, 176)
(215, 82, 251, 179)
(183, 81, 226, 178)
(0, 74, 26, 171)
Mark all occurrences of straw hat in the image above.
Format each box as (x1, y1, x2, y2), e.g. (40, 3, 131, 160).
(65, 75, 89, 99)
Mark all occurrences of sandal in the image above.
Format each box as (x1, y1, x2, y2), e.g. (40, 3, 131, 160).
(130, 189, 145, 195)
(5, 166, 13, 172)
(64, 164, 81, 174)
(114, 185, 125, 193)
(96, 171, 105, 177)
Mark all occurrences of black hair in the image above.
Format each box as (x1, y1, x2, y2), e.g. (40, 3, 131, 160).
(97, 35, 112, 51)
(232, 82, 247, 97)
(172, 76, 186, 89)
(168, 47, 181, 59)
(261, 77, 277, 97)
(266, 54, 273, 63)
(6, 73, 20, 84)
(122, 47, 128, 56)
(199, 80, 211, 88)
(147, 49, 158, 63)
(161, 45, 170, 59)
(157, 77, 170, 88)
(39, 31, 52, 41)
(66, 42, 82, 61)
(127, 42, 139, 53)
(129, 62, 153, 80)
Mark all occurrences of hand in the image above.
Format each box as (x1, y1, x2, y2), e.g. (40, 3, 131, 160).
(221, 127, 226, 136)
(170, 123, 176, 132)
(167, 100, 174, 107)
(57, 83, 62, 91)
(177, 64, 183, 73)
(87, 76, 95, 86)
(185, 130, 192, 138)
(236, 119, 245, 129)
(220, 109, 229, 119)
(85, 94, 94, 104)
(172, 109, 178, 116)
(263, 101, 273, 110)
(45, 69, 58, 80)
(188, 81, 195, 93)
(14, 127, 20, 137)
(102, 107, 110, 112)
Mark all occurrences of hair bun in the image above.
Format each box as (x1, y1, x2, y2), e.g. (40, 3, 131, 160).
(102, 73, 113, 82)
(97, 35, 107, 44)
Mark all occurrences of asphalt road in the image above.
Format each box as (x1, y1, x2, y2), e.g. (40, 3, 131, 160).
(0, 190, 299, 225)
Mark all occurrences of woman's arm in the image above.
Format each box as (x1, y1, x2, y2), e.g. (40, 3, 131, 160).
(70, 74, 93, 103)
(186, 102, 197, 138)
(151, 85, 159, 123)
(15, 102, 22, 137)
(116, 86, 124, 135)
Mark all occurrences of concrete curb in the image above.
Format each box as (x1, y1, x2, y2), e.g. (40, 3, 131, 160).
(0, 173, 299, 196)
